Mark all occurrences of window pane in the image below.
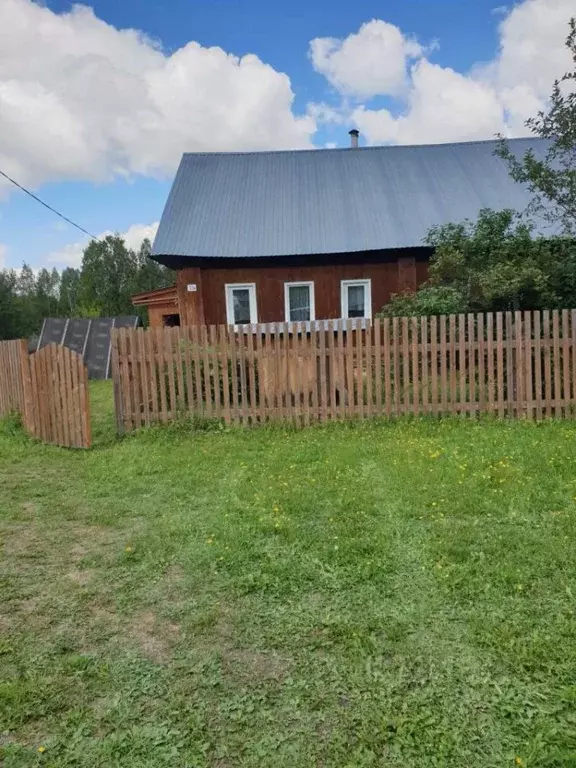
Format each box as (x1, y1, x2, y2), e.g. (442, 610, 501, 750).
(289, 285, 310, 322)
(232, 288, 251, 324)
(347, 284, 365, 318)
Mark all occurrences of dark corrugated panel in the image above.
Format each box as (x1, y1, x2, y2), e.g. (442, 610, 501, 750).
(152, 138, 551, 259)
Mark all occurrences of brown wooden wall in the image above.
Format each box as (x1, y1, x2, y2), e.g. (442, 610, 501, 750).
(175, 256, 426, 326)
(148, 302, 180, 329)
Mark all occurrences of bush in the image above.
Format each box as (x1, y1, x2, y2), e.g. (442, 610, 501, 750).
(379, 286, 467, 318)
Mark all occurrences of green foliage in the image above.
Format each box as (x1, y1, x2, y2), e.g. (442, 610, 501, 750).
(379, 285, 466, 317)
(1, 382, 576, 765)
(0, 236, 173, 340)
(497, 18, 576, 235)
(381, 209, 576, 316)
(384, 19, 576, 319)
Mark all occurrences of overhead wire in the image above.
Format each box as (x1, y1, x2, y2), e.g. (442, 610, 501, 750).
(0, 169, 101, 241)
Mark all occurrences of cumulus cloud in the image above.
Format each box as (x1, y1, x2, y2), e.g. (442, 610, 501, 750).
(0, 0, 314, 192)
(353, 60, 506, 144)
(49, 222, 159, 269)
(310, 19, 422, 99)
(315, 0, 574, 146)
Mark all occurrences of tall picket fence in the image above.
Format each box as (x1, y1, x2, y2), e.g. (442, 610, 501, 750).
(111, 309, 576, 432)
(0, 339, 27, 417)
(0, 340, 91, 448)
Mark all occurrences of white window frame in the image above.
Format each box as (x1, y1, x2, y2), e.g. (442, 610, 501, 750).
(284, 281, 315, 323)
(341, 279, 372, 320)
(225, 283, 258, 326)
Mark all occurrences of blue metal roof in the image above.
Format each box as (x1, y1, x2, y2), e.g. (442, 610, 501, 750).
(152, 138, 551, 260)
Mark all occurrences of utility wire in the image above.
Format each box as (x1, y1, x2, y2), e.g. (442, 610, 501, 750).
(0, 169, 101, 241)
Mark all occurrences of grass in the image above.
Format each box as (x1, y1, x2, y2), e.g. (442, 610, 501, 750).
(1, 382, 576, 767)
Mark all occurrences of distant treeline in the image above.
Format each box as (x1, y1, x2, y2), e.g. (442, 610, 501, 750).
(0, 236, 173, 341)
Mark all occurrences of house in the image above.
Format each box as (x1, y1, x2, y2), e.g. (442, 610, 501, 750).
(135, 134, 549, 328)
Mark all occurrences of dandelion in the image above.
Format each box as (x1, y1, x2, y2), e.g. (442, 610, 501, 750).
(125, 546, 133, 553)
(38, 746, 46, 754)
(515, 758, 524, 767)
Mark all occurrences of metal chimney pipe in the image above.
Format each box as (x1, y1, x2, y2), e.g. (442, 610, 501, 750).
(349, 129, 359, 148)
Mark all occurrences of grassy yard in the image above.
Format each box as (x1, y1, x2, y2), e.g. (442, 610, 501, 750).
(1, 383, 576, 767)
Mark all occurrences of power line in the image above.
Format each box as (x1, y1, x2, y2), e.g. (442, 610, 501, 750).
(0, 169, 101, 241)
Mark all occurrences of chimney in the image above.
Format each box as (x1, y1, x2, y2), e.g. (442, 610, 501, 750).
(349, 129, 359, 148)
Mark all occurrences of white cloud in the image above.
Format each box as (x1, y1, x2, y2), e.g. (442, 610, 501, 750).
(0, 243, 7, 269)
(316, 0, 574, 146)
(0, 0, 315, 193)
(48, 222, 159, 269)
(353, 60, 506, 144)
(309, 19, 422, 99)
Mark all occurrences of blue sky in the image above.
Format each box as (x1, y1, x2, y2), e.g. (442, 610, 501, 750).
(0, 0, 573, 271)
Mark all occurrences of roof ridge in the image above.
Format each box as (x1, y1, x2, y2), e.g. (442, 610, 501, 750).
(181, 136, 543, 159)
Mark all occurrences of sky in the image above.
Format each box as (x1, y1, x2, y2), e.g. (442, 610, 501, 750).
(0, 0, 574, 272)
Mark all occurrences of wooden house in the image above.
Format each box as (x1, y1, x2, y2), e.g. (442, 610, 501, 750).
(135, 135, 549, 328)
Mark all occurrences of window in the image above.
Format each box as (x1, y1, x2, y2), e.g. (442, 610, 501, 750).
(284, 282, 315, 323)
(225, 283, 257, 325)
(341, 279, 372, 320)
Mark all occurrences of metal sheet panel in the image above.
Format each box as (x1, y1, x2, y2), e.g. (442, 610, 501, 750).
(38, 318, 67, 348)
(63, 318, 91, 356)
(152, 138, 553, 261)
(84, 319, 114, 380)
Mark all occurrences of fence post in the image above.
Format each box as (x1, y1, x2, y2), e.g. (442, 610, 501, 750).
(19, 339, 34, 435)
(110, 329, 124, 436)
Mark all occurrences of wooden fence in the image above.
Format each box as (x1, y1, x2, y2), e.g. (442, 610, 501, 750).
(0, 340, 91, 448)
(0, 339, 27, 417)
(112, 309, 576, 431)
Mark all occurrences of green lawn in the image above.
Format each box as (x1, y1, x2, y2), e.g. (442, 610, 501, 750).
(1, 383, 576, 767)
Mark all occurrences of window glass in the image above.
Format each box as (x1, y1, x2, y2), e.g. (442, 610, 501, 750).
(232, 288, 251, 324)
(288, 285, 311, 322)
(347, 284, 365, 318)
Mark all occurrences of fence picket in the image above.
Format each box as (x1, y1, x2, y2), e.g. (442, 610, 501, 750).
(200, 324, 212, 419)
(365, 321, 373, 418)
(228, 326, 241, 424)
(430, 316, 438, 415)
(449, 315, 457, 413)
(209, 325, 221, 420)
(552, 310, 561, 418)
(318, 327, 328, 422)
(458, 314, 466, 416)
(374, 318, 383, 415)
(382, 318, 391, 417)
(496, 313, 505, 418)
(220, 325, 232, 424)
(534, 311, 542, 420)
(411, 317, 419, 415)
(477, 314, 485, 414)
(562, 309, 570, 417)
(402, 317, 410, 415)
(468, 314, 476, 416)
(421, 316, 429, 414)
(515, 311, 525, 418)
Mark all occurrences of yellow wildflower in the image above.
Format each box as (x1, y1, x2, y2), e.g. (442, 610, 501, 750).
(515, 758, 524, 767)
(38, 746, 46, 754)
(125, 546, 133, 553)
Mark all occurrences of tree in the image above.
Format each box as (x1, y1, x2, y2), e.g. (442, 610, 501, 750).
(0, 232, 173, 339)
(380, 209, 576, 317)
(58, 267, 81, 316)
(0, 269, 20, 341)
(498, 18, 576, 235)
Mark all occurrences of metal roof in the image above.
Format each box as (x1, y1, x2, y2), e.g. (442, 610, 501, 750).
(152, 138, 551, 260)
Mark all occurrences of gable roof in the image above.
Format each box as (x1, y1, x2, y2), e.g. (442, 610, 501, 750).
(152, 138, 550, 261)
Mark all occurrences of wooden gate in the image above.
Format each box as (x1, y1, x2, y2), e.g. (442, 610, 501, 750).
(23, 344, 91, 449)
